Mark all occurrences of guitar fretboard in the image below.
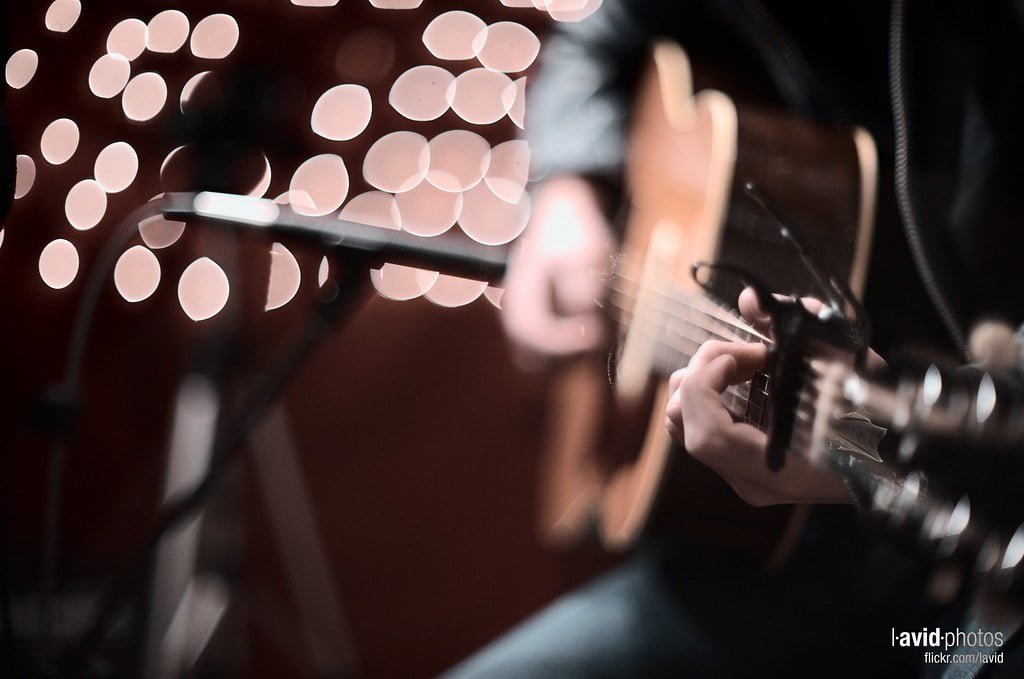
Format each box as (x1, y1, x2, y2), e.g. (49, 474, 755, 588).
(610, 276, 773, 432)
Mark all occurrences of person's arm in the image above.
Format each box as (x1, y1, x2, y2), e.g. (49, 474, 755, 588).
(527, 0, 658, 187)
(503, 1, 669, 363)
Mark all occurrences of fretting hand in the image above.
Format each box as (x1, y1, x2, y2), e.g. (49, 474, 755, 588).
(664, 289, 858, 506)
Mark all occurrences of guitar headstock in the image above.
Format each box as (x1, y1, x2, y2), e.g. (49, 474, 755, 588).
(805, 350, 1024, 605)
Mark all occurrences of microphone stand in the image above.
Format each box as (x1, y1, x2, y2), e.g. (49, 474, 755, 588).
(62, 192, 508, 676)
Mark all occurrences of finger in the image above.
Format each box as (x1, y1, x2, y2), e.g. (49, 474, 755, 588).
(798, 295, 826, 315)
(738, 287, 772, 331)
(665, 416, 684, 443)
(738, 288, 831, 330)
(502, 270, 604, 361)
(665, 387, 683, 427)
(864, 347, 887, 373)
(668, 368, 688, 393)
(552, 264, 605, 316)
(691, 353, 740, 395)
(688, 341, 767, 383)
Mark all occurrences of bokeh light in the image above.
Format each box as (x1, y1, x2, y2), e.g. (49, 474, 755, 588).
(484, 286, 505, 308)
(44, 0, 81, 33)
(339, 190, 401, 230)
(88, 53, 132, 99)
(395, 182, 462, 237)
(501, 77, 527, 129)
(548, 0, 604, 22)
(426, 130, 491, 192)
(38, 238, 80, 289)
(14, 155, 36, 199)
(139, 214, 186, 250)
(146, 9, 190, 54)
(318, 257, 330, 287)
(371, 265, 439, 301)
(458, 182, 531, 245)
(484, 140, 530, 203)
(289, 154, 350, 216)
(447, 68, 513, 125)
(389, 66, 454, 122)
(5, 49, 39, 90)
(65, 179, 108, 231)
(422, 11, 486, 61)
(113, 245, 161, 302)
(11, 1, 546, 314)
(190, 14, 240, 60)
(311, 84, 373, 141)
(159, 144, 197, 192)
(265, 242, 301, 311)
(474, 22, 540, 73)
(424, 274, 487, 307)
(363, 131, 430, 193)
(106, 18, 148, 61)
(94, 141, 139, 193)
(368, 0, 424, 8)
(248, 153, 272, 198)
(179, 71, 211, 113)
(122, 72, 168, 122)
(178, 257, 230, 321)
(40, 118, 80, 165)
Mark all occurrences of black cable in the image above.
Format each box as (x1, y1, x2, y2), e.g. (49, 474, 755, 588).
(888, 0, 971, 362)
(35, 200, 168, 675)
(60, 258, 368, 675)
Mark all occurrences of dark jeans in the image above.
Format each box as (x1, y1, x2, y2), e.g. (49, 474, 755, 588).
(443, 509, 964, 678)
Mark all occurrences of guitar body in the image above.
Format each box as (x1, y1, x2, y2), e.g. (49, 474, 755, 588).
(539, 42, 878, 558)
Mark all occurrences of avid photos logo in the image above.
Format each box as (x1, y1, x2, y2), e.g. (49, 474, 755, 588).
(891, 627, 1005, 665)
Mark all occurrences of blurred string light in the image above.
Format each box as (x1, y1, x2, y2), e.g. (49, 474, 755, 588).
(113, 245, 161, 302)
(311, 84, 373, 141)
(6, 1, 601, 319)
(14, 155, 35, 199)
(40, 118, 80, 165)
(44, 0, 82, 33)
(94, 142, 140, 193)
(266, 243, 301, 311)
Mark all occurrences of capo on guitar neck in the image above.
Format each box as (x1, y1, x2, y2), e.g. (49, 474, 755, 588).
(691, 182, 872, 471)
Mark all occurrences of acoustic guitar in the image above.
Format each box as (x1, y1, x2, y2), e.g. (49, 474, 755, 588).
(538, 41, 878, 561)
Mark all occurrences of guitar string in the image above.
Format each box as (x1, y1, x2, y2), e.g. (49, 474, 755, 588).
(610, 286, 767, 346)
(595, 304, 844, 451)
(587, 269, 843, 443)
(604, 291, 762, 354)
(599, 295, 830, 433)
(608, 270, 768, 331)
(608, 274, 773, 343)
(603, 297, 758, 406)
(600, 293, 829, 387)
(604, 278, 835, 412)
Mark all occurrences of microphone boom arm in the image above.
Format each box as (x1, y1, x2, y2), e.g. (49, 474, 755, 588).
(161, 191, 509, 284)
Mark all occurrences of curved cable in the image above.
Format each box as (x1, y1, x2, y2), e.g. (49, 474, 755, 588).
(888, 0, 971, 361)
